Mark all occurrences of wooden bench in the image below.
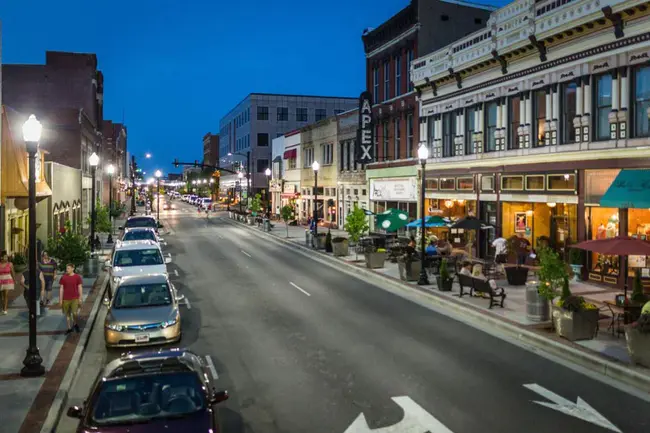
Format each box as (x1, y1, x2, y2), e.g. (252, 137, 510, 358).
(458, 273, 507, 309)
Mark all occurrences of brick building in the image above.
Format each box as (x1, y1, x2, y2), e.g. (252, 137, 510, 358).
(102, 121, 127, 204)
(203, 133, 219, 167)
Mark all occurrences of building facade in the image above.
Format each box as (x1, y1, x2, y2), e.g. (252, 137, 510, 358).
(278, 131, 302, 219)
(203, 133, 219, 167)
(412, 0, 650, 289)
(218, 93, 357, 200)
(336, 109, 369, 226)
(102, 121, 127, 204)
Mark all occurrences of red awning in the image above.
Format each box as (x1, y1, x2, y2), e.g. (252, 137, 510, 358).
(281, 193, 300, 198)
(283, 148, 297, 159)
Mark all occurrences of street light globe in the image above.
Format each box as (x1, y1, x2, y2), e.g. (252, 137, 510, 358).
(22, 114, 43, 143)
(145, 153, 152, 159)
(106, 164, 115, 175)
(192, 180, 197, 185)
(417, 144, 429, 162)
(237, 172, 243, 179)
(265, 168, 271, 176)
(202, 179, 207, 184)
(228, 152, 233, 156)
(89, 152, 100, 167)
(312, 161, 320, 172)
(155, 170, 162, 178)
(210, 178, 215, 184)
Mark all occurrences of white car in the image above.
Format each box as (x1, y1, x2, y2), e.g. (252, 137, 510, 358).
(199, 198, 212, 209)
(106, 240, 171, 297)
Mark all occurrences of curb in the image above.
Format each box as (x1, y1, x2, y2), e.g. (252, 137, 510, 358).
(222, 216, 650, 395)
(39, 272, 109, 433)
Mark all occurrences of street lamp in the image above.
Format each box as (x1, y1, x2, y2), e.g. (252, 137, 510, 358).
(417, 144, 429, 286)
(265, 167, 272, 216)
(145, 153, 152, 159)
(312, 161, 320, 247)
(106, 164, 115, 244)
(89, 152, 100, 253)
(237, 171, 244, 213)
(155, 170, 162, 222)
(229, 151, 251, 208)
(20, 114, 45, 377)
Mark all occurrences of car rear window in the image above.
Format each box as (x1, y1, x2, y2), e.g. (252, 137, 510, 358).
(123, 230, 156, 242)
(125, 218, 156, 229)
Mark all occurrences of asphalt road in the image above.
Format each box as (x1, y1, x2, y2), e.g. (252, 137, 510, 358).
(58, 202, 650, 433)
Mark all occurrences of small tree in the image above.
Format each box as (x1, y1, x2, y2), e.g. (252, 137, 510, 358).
(110, 200, 124, 219)
(537, 247, 569, 300)
(87, 201, 112, 235)
(280, 205, 294, 238)
(47, 220, 90, 271)
(344, 205, 369, 261)
(249, 193, 263, 215)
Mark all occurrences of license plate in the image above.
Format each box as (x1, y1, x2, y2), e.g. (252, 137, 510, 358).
(135, 334, 150, 343)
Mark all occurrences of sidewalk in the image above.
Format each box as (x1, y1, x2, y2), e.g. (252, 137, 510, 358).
(0, 269, 108, 433)
(221, 213, 650, 393)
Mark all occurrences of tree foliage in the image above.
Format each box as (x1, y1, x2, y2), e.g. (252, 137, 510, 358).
(249, 193, 262, 214)
(345, 205, 369, 260)
(47, 220, 90, 271)
(537, 247, 569, 300)
(87, 201, 112, 234)
(280, 205, 294, 238)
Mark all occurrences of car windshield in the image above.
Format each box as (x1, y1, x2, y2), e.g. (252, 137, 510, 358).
(114, 283, 172, 308)
(91, 372, 205, 425)
(113, 249, 164, 267)
(123, 230, 156, 242)
(125, 218, 157, 229)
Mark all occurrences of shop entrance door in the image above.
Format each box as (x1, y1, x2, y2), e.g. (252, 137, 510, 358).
(479, 202, 498, 258)
(550, 215, 569, 256)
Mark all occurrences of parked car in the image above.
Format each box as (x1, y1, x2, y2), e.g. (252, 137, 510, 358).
(121, 227, 163, 245)
(199, 198, 212, 210)
(121, 215, 160, 234)
(104, 274, 182, 348)
(106, 240, 171, 297)
(163, 202, 175, 210)
(66, 349, 229, 432)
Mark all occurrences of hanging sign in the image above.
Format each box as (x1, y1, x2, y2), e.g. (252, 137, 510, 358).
(355, 91, 375, 164)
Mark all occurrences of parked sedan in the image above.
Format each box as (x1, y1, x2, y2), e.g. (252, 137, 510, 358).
(66, 349, 229, 432)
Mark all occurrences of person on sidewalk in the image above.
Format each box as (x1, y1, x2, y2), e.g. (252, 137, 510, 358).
(21, 263, 45, 317)
(39, 251, 57, 306)
(0, 251, 16, 315)
(59, 264, 83, 334)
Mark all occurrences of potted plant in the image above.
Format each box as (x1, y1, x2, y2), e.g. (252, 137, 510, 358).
(365, 246, 386, 269)
(397, 250, 422, 282)
(551, 276, 599, 341)
(504, 236, 529, 285)
(436, 258, 453, 291)
(625, 305, 650, 367)
(531, 247, 570, 323)
(10, 253, 27, 274)
(331, 237, 349, 257)
(568, 247, 585, 282)
(325, 229, 333, 253)
(47, 221, 91, 274)
(344, 205, 369, 262)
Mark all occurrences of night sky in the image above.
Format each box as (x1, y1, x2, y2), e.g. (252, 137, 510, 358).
(1, 0, 505, 174)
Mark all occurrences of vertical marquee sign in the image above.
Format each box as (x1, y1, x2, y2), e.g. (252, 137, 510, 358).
(355, 91, 375, 164)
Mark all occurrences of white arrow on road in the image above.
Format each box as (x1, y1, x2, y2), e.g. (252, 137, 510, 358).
(344, 396, 454, 433)
(524, 384, 622, 432)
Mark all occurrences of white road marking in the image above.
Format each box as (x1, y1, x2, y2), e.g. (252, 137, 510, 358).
(184, 298, 192, 309)
(524, 384, 621, 432)
(344, 396, 453, 432)
(204, 356, 219, 380)
(289, 282, 311, 297)
(217, 235, 224, 239)
(241, 250, 252, 258)
(174, 269, 179, 277)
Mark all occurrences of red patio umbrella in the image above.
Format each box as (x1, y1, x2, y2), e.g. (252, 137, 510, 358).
(573, 236, 650, 297)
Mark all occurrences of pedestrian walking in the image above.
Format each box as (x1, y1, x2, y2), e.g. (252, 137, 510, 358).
(21, 261, 45, 317)
(39, 251, 57, 306)
(59, 263, 83, 334)
(0, 251, 16, 315)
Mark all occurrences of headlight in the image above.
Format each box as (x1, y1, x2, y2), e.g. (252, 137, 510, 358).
(106, 323, 125, 332)
(112, 276, 121, 286)
(161, 317, 178, 328)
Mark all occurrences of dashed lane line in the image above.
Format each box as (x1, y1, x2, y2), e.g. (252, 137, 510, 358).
(241, 250, 252, 258)
(289, 282, 311, 297)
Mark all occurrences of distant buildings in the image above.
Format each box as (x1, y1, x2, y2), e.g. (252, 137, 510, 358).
(203, 133, 219, 167)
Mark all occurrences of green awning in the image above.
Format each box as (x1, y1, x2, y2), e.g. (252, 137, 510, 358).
(600, 169, 650, 209)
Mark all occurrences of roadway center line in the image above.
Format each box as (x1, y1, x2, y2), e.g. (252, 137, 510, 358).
(204, 356, 219, 380)
(241, 250, 252, 258)
(289, 282, 311, 297)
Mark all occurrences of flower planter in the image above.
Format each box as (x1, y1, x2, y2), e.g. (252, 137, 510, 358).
(332, 239, 349, 257)
(625, 326, 650, 368)
(525, 281, 550, 322)
(505, 266, 529, 286)
(365, 252, 386, 269)
(315, 234, 327, 250)
(398, 260, 422, 282)
(552, 306, 599, 341)
(570, 264, 583, 282)
(436, 276, 453, 291)
(248, 216, 256, 225)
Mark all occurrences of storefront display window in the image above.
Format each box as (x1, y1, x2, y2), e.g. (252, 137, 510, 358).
(588, 207, 620, 284)
(628, 208, 650, 278)
(525, 175, 545, 191)
(547, 173, 576, 191)
(502, 202, 576, 250)
(502, 175, 524, 191)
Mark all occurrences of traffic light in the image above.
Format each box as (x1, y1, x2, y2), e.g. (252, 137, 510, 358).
(174, 158, 179, 168)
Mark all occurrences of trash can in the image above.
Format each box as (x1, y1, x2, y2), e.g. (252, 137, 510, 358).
(264, 219, 271, 232)
(305, 230, 312, 246)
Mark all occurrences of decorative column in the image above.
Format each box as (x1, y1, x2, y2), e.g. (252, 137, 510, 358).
(545, 87, 552, 145)
(495, 98, 502, 151)
(525, 92, 532, 148)
(434, 114, 443, 158)
(477, 105, 484, 153)
(551, 84, 559, 145)
(518, 93, 526, 148)
(582, 76, 591, 142)
(455, 109, 464, 156)
(618, 67, 628, 139)
(500, 97, 508, 151)
(574, 77, 583, 143)
(609, 69, 620, 140)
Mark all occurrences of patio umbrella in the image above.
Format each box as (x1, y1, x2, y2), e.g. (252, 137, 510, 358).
(451, 216, 492, 230)
(375, 208, 409, 232)
(573, 236, 650, 297)
(406, 215, 451, 228)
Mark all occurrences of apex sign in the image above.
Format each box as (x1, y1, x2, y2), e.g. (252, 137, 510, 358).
(355, 91, 375, 164)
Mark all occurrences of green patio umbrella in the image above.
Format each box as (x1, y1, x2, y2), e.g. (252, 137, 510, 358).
(376, 208, 409, 232)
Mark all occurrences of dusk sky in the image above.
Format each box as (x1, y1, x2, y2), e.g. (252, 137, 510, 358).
(1, 0, 504, 174)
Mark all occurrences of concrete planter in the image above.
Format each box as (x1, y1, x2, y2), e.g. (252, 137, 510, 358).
(625, 326, 650, 368)
(506, 266, 529, 286)
(315, 234, 327, 250)
(525, 281, 550, 322)
(398, 260, 422, 282)
(365, 252, 386, 269)
(332, 239, 349, 257)
(552, 306, 599, 341)
(436, 276, 453, 291)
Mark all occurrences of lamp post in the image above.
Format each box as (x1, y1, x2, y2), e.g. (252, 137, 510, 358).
(210, 178, 215, 203)
(237, 172, 244, 213)
(155, 170, 162, 222)
(130, 153, 151, 216)
(20, 115, 45, 377)
(264, 167, 272, 216)
(106, 164, 115, 244)
(417, 144, 429, 286)
(89, 152, 100, 253)
(312, 161, 320, 247)
(228, 151, 250, 208)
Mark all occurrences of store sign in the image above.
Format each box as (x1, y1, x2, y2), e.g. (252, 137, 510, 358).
(269, 179, 283, 192)
(283, 183, 296, 194)
(370, 178, 418, 202)
(356, 91, 375, 164)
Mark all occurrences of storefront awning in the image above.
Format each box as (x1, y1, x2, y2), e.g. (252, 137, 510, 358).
(600, 169, 650, 209)
(283, 148, 297, 159)
(2, 106, 53, 203)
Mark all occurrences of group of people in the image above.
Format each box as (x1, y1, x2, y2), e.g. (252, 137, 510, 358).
(0, 250, 84, 335)
(408, 236, 453, 257)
